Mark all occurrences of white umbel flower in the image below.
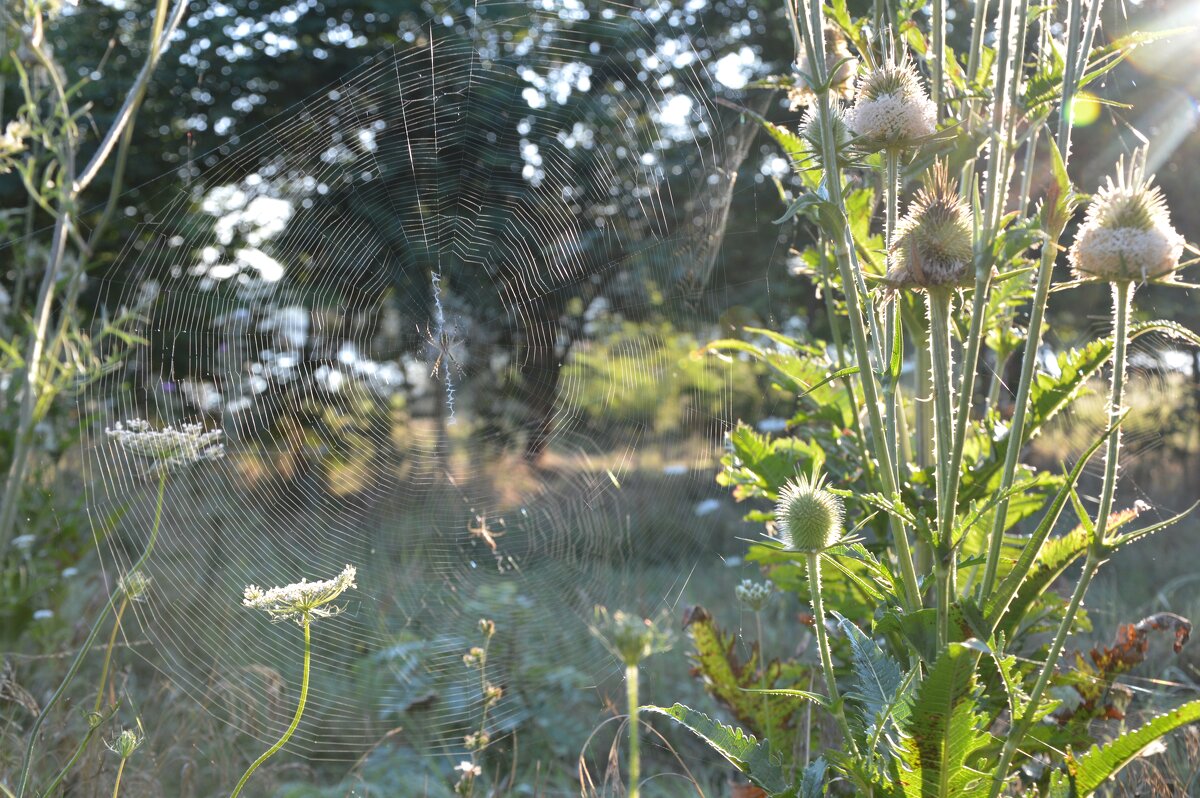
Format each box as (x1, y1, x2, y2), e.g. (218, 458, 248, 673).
(1069, 150, 1184, 283)
(243, 565, 357, 625)
(846, 56, 936, 151)
(106, 419, 224, 471)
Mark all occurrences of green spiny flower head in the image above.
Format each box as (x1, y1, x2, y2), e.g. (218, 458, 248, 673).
(799, 103, 853, 169)
(846, 54, 936, 150)
(887, 162, 974, 290)
(1069, 149, 1184, 283)
(775, 471, 845, 553)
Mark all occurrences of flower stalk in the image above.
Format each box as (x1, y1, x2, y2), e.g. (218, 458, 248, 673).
(988, 280, 1131, 796)
(229, 619, 312, 798)
(792, 0, 923, 610)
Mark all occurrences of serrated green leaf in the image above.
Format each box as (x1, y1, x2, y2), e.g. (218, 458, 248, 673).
(1074, 699, 1200, 795)
(642, 703, 792, 795)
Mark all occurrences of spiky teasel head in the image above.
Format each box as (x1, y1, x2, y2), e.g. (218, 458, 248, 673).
(799, 103, 854, 171)
(846, 54, 936, 151)
(887, 162, 974, 290)
(775, 471, 845, 553)
(790, 25, 858, 109)
(1069, 149, 1184, 283)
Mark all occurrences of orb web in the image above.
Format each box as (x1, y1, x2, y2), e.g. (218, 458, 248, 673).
(81, 4, 768, 763)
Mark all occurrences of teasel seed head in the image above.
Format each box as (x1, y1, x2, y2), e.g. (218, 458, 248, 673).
(846, 54, 937, 151)
(1069, 149, 1184, 283)
(887, 162, 974, 290)
(791, 25, 858, 109)
(775, 471, 845, 553)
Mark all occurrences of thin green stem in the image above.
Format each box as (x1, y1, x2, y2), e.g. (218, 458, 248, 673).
(989, 282, 1130, 795)
(16, 470, 167, 798)
(230, 618, 312, 798)
(928, 290, 956, 645)
(807, 552, 858, 755)
(884, 151, 903, 482)
(931, 0, 946, 113)
(755, 610, 771, 745)
(794, 0, 922, 610)
(626, 663, 641, 798)
(1093, 282, 1131, 542)
(95, 597, 130, 714)
(37, 711, 112, 798)
(110, 758, 127, 798)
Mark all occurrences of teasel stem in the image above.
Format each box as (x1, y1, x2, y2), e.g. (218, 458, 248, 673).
(989, 281, 1130, 796)
(982, 1, 1086, 598)
(230, 617, 312, 798)
(819, 246, 871, 471)
(16, 470, 167, 798)
(927, 289, 956, 646)
(931, 0, 946, 114)
(884, 150, 903, 481)
(807, 551, 858, 754)
(626, 663, 641, 798)
(791, 0, 923, 612)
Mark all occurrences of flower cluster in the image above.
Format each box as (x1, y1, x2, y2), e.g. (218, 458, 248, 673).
(106, 728, 143, 760)
(790, 25, 858, 109)
(887, 162, 974, 289)
(106, 419, 225, 472)
(846, 56, 936, 151)
(735, 579, 773, 612)
(775, 471, 845, 553)
(1069, 151, 1184, 283)
(243, 565, 357, 625)
(0, 120, 31, 174)
(591, 607, 674, 667)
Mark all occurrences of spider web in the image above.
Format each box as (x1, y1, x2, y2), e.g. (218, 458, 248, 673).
(80, 2, 774, 766)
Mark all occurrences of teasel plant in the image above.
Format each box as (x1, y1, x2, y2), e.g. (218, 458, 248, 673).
(653, 0, 1200, 793)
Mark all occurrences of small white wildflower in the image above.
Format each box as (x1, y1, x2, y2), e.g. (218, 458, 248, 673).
(106, 728, 143, 759)
(455, 760, 482, 777)
(846, 55, 936, 151)
(119, 572, 152, 602)
(61, 567, 79, 579)
(0, 120, 31, 173)
(33, 609, 54, 621)
(106, 419, 225, 472)
(735, 579, 773, 612)
(12, 535, 35, 551)
(243, 564, 357, 626)
(1069, 149, 1184, 283)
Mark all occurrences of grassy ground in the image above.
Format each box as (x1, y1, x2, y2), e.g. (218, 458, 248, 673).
(4, 368, 1200, 796)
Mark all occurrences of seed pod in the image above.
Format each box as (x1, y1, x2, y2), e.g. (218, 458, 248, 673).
(1069, 150, 1183, 283)
(887, 162, 974, 290)
(846, 55, 936, 151)
(775, 472, 845, 553)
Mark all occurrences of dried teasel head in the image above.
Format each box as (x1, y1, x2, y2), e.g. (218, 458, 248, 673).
(1069, 149, 1184, 284)
(775, 471, 845, 553)
(887, 162, 974, 290)
(790, 25, 858, 109)
(846, 53, 937, 151)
